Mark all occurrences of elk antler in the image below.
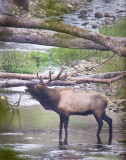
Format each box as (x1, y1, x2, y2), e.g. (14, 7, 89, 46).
(37, 63, 65, 85)
(37, 70, 45, 84)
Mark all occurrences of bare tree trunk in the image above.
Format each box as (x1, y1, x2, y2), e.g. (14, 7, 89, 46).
(0, 15, 126, 56)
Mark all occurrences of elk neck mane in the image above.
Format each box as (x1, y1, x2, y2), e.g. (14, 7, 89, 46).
(26, 84, 61, 110)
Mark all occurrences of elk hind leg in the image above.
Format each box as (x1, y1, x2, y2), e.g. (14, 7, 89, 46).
(102, 113, 112, 135)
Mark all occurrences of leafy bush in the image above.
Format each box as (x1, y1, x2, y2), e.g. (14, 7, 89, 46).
(48, 48, 101, 66)
(99, 18, 126, 37)
(0, 51, 49, 74)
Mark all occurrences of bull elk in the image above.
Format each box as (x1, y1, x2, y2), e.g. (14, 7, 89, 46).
(26, 65, 112, 143)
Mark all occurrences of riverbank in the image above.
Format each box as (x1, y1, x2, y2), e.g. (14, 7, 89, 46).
(1, 0, 125, 32)
(0, 0, 82, 17)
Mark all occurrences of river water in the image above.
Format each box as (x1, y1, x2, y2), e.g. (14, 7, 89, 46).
(0, 0, 126, 159)
(0, 103, 126, 160)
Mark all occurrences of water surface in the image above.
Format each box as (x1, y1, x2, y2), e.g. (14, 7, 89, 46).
(0, 102, 126, 160)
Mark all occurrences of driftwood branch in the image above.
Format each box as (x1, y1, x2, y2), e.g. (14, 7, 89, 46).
(0, 15, 126, 56)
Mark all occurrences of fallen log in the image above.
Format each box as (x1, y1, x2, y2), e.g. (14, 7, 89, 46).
(0, 27, 108, 51)
(0, 80, 38, 88)
(0, 15, 126, 56)
(0, 72, 126, 88)
(0, 72, 60, 80)
(0, 71, 126, 80)
(67, 72, 126, 85)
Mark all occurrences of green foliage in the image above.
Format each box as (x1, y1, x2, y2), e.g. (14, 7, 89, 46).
(32, 0, 69, 17)
(0, 51, 49, 74)
(97, 54, 126, 72)
(114, 81, 126, 99)
(48, 48, 99, 66)
(99, 18, 126, 37)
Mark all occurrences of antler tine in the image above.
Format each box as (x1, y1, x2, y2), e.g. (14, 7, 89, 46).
(46, 70, 52, 84)
(55, 63, 65, 80)
(37, 70, 44, 84)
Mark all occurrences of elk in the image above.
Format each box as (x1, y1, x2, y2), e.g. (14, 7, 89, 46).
(26, 65, 112, 143)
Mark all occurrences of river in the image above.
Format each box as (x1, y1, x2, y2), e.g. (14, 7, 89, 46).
(0, 103, 126, 160)
(0, 0, 126, 159)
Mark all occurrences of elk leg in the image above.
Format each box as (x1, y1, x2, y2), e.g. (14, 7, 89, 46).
(102, 113, 112, 135)
(59, 115, 64, 141)
(94, 114, 103, 137)
(64, 116, 69, 144)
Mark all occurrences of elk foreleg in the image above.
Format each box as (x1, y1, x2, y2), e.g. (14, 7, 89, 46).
(59, 115, 64, 141)
(64, 116, 69, 144)
(59, 115, 69, 145)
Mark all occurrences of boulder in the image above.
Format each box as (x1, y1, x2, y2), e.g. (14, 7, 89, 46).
(80, 10, 87, 14)
(92, 24, 98, 28)
(116, 99, 126, 111)
(95, 12, 103, 18)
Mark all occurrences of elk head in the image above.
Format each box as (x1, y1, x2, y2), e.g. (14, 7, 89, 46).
(26, 64, 65, 103)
